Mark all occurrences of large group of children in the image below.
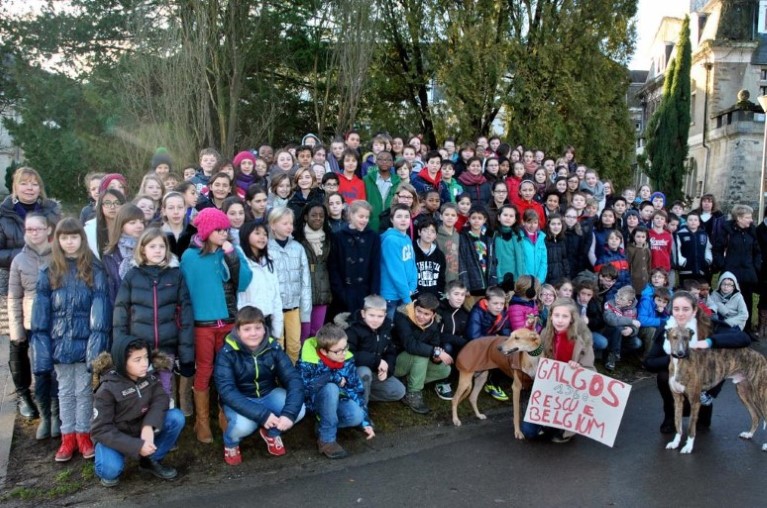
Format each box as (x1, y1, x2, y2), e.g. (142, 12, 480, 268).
(0, 131, 760, 486)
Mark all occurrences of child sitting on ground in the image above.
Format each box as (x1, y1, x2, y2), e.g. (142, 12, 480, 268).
(602, 285, 642, 371)
(467, 286, 511, 402)
(507, 275, 542, 332)
(213, 306, 306, 465)
(299, 324, 375, 459)
(393, 293, 452, 414)
(344, 295, 406, 405)
(91, 337, 185, 487)
(708, 272, 749, 331)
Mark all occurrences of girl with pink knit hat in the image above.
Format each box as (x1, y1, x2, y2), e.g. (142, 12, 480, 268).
(180, 208, 253, 444)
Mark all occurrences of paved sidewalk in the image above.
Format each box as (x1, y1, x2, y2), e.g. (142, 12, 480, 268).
(0, 339, 15, 489)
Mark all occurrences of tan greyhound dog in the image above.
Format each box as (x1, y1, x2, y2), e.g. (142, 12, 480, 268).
(452, 329, 543, 438)
(666, 327, 767, 454)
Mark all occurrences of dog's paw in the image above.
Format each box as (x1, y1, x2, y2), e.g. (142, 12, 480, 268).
(477, 413, 487, 420)
(452, 418, 462, 427)
(680, 437, 695, 454)
(739, 431, 754, 440)
(666, 434, 682, 450)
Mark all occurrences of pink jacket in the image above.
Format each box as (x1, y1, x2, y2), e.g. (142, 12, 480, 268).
(507, 297, 542, 332)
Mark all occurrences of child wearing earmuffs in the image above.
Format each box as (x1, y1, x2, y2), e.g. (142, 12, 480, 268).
(508, 275, 542, 333)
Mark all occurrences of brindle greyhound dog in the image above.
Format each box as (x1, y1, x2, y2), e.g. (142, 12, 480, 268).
(666, 327, 767, 454)
(451, 329, 543, 439)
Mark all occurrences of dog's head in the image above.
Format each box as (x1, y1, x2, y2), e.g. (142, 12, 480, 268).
(667, 327, 693, 359)
(497, 329, 542, 356)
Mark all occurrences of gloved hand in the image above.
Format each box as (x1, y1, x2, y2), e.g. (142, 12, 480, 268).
(175, 362, 196, 378)
(300, 322, 311, 341)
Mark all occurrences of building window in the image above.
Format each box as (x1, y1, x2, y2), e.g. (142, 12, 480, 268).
(760, 1, 767, 34)
(761, 85, 767, 97)
(761, 68, 767, 80)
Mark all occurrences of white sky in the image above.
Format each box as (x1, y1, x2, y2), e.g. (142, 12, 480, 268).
(631, 0, 689, 68)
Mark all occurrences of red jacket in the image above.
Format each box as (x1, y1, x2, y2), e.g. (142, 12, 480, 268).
(515, 199, 547, 229)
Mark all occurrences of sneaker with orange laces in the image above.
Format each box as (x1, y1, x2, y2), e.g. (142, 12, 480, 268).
(224, 446, 242, 465)
(55, 433, 78, 462)
(77, 432, 95, 459)
(259, 428, 286, 457)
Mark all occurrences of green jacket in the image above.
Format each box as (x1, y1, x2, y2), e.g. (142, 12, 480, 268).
(363, 168, 401, 232)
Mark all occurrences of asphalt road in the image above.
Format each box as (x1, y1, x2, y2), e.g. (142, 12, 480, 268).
(145, 377, 765, 508)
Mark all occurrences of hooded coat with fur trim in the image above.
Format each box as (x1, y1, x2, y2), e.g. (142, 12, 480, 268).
(90, 337, 171, 458)
(112, 259, 194, 364)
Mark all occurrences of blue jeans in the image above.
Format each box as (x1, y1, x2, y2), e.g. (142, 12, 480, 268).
(591, 332, 608, 352)
(222, 388, 306, 448)
(95, 408, 185, 481)
(385, 299, 406, 321)
(604, 326, 642, 354)
(314, 383, 365, 443)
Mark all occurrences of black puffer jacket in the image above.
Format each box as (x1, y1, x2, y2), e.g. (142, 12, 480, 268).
(0, 196, 60, 334)
(713, 220, 762, 286)
(393, 303, 442, 357)
(545, 236, 570, 284)
(342, 310, 398, 375)
(112, 260, 194, 365)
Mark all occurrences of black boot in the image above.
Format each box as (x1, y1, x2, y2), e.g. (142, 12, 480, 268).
(35, 395, 51, 440)
(50, 397, 61, 438)
(9, 341, 38, 419)
(697, 404, 713, 430)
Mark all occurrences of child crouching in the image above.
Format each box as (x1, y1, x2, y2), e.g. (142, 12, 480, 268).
(299, 324, 375, 459)
(214, 306, 306, 464)
(91, 337, 184, 487)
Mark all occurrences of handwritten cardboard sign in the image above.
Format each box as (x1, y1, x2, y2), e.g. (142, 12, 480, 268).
(523, 358, 631, 447)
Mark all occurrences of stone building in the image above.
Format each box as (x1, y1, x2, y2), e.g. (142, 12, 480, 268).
(636, 0, 767, 214)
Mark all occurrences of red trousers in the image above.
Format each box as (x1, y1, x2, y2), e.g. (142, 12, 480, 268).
(193, 323, 233, 391)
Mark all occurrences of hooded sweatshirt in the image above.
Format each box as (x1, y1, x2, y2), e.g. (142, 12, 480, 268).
(707, 271, 749, 330)
(380, 228, 417, 301)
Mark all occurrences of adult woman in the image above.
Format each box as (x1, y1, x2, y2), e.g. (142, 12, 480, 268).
(85, 189, 126, 259)
(691, 193, 724, 242)
(0, 168, 61, 371)
(643, 291, 750, 433)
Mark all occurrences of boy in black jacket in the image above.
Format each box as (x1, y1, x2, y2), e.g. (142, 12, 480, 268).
(91, 337, 185, 487)
(436, 281, 470, 400)
(345, 295, 406, 405)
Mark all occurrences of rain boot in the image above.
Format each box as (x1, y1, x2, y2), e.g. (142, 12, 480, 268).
(193, 389, 213, 443)
(35, 395, 51, 440)
(9, 340, 38, 420)
(178, 375, 194, 417)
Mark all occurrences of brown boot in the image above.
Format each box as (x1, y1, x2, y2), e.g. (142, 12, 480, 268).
(193, 389, 213, 443)
(178, 375, 194, 417)
(218, 405, 228, 434)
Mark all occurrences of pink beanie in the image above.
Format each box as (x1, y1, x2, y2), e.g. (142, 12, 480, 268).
(233, 151, 256, 168)
(98, 173, 128, 194)
(193, 207, 231, 241)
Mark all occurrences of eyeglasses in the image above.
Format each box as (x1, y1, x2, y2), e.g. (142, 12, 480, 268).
(721, 282, 735, 287)
(397, 194, 414, 201)
(213, 228, 229, 233)
(25, 227, 47, 233)
(328, 346, 349, 355)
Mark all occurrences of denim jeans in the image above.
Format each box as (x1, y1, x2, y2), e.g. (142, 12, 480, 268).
(55, 363, 92, 434)
(95, 408, 185, 481)
(314, 383, 365, 443)
(356, 366, 406, 404)
(591, 332, 608, 352)
(385, 299, 406, 321)
(222, 388, 306, 448)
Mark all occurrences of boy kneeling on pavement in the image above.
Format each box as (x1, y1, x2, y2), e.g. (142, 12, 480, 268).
(91, 337, 185, 487)
(299, 324, 375, 459)
(393, 293, 452, 414)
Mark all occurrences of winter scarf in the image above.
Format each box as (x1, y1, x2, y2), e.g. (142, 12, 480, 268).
(303, 225, 325, 257)
(458, 172, 487, 187)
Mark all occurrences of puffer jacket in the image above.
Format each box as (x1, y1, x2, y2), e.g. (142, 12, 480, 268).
(112, 259, 194, 364)
(393, 303, 442, 356)
(30, 259, 111, 373)
(0, 195, 60, 334)
(8, 243, 52, 342)
(268, 237, 312, 322)
(508, 295, 541, 332)
(90, 336, 171, 458)
(213, 331, 304, 424)
(340, 310, 398, 375)
(467, 298, 510, 339)
(237, 255, 284, 338)
(544, 235, 569, 284)
(713, 220, 762, 286)
(298, 338, 370, 428)
(512, 230, 547, 283)
(299, 236, 332, 306)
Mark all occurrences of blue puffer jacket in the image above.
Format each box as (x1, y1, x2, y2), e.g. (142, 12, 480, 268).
(298, 338, 371, 428)
(30, 259, 111, 373)
(213, 331, 304, 425)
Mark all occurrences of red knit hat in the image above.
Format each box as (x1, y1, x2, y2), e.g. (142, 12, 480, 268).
(193, 207, 231, 241)
(233, 151, 256, 168)
(98, 173, 128, 194)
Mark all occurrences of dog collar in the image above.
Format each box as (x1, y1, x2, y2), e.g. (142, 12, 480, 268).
(527, 344, 544, 357)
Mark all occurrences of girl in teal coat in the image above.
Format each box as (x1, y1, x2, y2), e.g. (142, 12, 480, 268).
(493, 204, 520, 283)
(512, 209, 548, 282)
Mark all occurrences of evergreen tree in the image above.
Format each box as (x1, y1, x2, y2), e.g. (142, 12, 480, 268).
(639, 15, 691, 203)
